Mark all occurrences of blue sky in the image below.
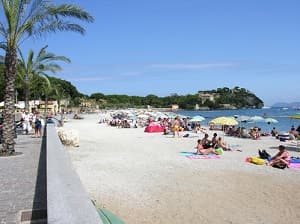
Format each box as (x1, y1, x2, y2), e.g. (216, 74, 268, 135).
(18, 0, 300, 106)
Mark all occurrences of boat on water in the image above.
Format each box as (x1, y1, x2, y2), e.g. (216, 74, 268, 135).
(262, 106, 271, 109)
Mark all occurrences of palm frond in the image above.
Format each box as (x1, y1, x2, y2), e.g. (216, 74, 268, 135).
(0, 55, 5, 64)
(38, 63, 62, 73)
(0, 22, 7, 39)
(32, 20, 86, 36)
(46, 4, 94, 23)
(39, 74, 51, 88)
(0, 42, 7, 51)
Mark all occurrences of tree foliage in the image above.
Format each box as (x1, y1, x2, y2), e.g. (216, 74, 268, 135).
(0, 0, 93, 152)
(84, 87, 264, 109)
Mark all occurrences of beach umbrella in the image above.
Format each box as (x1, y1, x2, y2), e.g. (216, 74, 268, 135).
(210, 116, 238, 126)
(177, 114, 188, 119)
(164, 112, 178, 119)
(189, 115, 205, 122)
(235, 115, 251, 122)
(137, 114, 149, 119)
(264, 118, 278, 124)
(249, 116, 265, 123)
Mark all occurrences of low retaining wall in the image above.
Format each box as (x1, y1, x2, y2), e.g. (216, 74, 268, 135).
(46, 124, 102, 224)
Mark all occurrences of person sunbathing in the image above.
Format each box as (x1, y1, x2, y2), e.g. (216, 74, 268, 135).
(196, 139, 217, 155)
(201, 133, 212, 149)
(216, 137, 232, 151)
(267, 145, 290, 168)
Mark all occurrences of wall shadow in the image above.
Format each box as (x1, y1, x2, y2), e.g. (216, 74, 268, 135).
(31, 126, 47, 221)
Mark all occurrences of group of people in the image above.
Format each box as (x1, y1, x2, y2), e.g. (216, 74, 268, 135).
(20, 111, 43, 138)
(225, 126, 264, 139)
(195, 132, 232, 155)
(193, 130, 292, 170)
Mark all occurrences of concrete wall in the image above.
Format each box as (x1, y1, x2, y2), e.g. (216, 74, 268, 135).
(46, 124, 102, 224)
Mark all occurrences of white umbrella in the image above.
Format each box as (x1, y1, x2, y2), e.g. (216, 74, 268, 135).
(249, 116, 265, 123)
(189, 115, 205, 122)
(137, 114, 149, 119)
(235, 115, 251, 122)
(264, 118, 278, 124)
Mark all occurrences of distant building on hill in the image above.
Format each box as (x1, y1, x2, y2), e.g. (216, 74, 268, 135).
(171, 104, 179, 110)
(198, 91, 220, 104)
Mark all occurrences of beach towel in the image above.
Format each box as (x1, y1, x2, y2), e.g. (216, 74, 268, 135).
(180, 152, 220, 159)
(288, 163, 300, 169)
(180, 152, 197, 156)
(186, 154, 220, 159)
(290, 158, 300, 163)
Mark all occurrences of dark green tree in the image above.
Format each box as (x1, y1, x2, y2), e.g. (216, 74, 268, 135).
(18, 45, 70, 111)
(0, 0, 93, 153)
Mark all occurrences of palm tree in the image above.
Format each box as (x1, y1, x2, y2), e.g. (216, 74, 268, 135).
(0, 0, 94, 153)
(18, 45, 71, 111)
(40, 76, 52, 115)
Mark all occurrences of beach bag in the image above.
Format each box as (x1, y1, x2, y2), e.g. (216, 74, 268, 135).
(258, 149, 271, 159)
(272, 163, 287, 169)
(250, 156, 266, 165)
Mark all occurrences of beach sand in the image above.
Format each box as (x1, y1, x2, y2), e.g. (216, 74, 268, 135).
(64, 114, 300, 224)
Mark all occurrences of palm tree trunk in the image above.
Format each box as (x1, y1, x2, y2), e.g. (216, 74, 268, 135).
(25, 75, 30, 112)
(2, 48, 17, 153)
(45, 95, 48, 116)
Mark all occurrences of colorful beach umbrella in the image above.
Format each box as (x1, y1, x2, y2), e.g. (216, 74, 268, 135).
(210, 116, 238, 126)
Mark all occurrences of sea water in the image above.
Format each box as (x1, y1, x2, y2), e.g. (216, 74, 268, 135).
(178, 108, 300, 133)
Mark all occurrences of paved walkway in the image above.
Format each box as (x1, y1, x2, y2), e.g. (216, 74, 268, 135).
(0, 133, 47, 224)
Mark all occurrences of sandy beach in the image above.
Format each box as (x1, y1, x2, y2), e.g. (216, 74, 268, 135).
(64, 113, 300, 224)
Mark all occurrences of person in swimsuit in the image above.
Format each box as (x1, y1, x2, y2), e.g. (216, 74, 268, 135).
(201, 133, 211, 149)
(196, 139, 217, 155)
(173, 117, 181, 137)
(216, 137, 232, 151)
(267, 145, 290, 167)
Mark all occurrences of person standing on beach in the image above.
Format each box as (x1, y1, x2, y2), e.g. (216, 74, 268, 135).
(34, 114, 42, 138)
(172, 116, 181, 137)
